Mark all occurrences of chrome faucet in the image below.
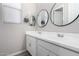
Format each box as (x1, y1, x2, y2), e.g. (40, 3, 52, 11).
(57, 34, 64, 37)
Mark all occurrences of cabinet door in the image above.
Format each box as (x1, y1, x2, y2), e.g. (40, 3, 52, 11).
(37, 45, 49, 56)
(30, 36, 36, 56)
(26, 35, 31, 54)
(26, 35, 36, 56)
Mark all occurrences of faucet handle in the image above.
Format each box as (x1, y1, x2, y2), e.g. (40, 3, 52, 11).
(57, 34, 64, 38)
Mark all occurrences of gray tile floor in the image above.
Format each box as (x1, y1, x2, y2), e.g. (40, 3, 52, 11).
(16, 51, 31, 56)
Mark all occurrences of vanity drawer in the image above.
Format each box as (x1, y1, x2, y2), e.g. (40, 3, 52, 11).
(37, 45, 49, 56)
(37, 45, 56, 56)
(37, 39, 59, 55)
(37, 39, 79, 56)
(58, 47, 79, 56)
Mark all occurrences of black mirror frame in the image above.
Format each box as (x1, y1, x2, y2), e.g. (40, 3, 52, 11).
(50, 3, 79, 27)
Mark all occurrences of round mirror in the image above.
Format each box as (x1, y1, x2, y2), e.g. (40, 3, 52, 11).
(50, 3, 79, 26)
(37, 9, 49, 27)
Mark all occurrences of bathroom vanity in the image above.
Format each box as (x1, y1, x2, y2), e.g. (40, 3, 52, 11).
(26, 31, 79, 56)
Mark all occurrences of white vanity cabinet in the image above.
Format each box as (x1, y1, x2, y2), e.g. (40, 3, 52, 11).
(26, 31, 79, 56)
(26, 35, 37, 56)
(26, 35, 57, 56)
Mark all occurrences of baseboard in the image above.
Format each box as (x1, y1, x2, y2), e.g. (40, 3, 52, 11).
(7, 49, 26, 56)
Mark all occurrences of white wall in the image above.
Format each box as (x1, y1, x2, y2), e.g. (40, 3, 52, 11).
(0, 23, 35, 56)
(0, 3, 35, 56)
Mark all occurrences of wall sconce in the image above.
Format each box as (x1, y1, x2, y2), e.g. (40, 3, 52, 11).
(24, 17, 29, 23)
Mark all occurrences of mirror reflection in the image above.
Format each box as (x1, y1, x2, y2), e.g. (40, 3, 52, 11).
(37, 9, 49, 27)
(50, 3, 79, 26)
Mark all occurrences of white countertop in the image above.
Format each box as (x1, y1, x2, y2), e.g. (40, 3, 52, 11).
(26, 31, 79, 53)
